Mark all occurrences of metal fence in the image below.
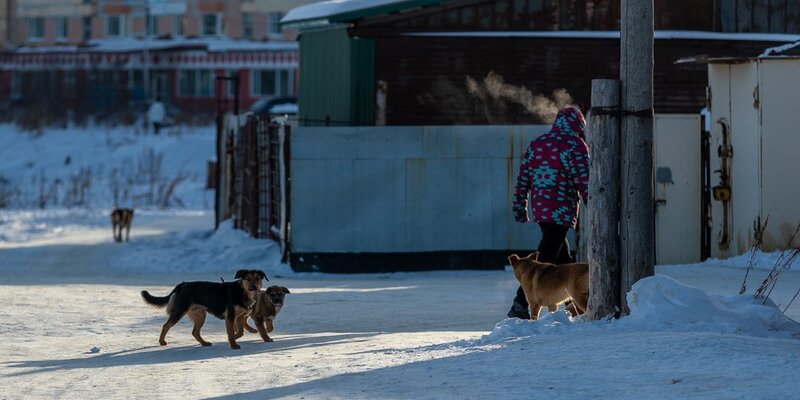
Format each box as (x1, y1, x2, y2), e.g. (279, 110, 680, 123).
(218, 114, 290, 260)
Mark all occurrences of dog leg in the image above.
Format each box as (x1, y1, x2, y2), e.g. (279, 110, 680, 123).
(572, 294, 589, 315)
(159, 316, 180, 346)
(253, 317, 273, 342)
(243, 319, 258, 333)
(234, 316, 246, 339)
(187, 309, 212, 346)
(266, 319, 274, 334)
(529, 304, 542, 320)
(547, 304, 559, 312)
(125, 223, 130, 242)
(225, 318, 240, 349)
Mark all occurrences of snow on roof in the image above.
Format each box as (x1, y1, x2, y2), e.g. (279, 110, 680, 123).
(406, 31, 800, 42)
(282, 0, 404, 24)
(281, 0, 441, 27)
(760, 40, 800, 57)
(14, 37, 297, 54)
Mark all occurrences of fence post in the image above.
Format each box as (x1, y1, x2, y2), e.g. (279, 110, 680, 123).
(587, 79, 622, 320)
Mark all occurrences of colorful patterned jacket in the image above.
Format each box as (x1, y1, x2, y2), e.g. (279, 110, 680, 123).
(512, 107, 590, 228)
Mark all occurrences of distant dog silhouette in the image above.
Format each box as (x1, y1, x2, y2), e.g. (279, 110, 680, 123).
(110, 208, 134, 242)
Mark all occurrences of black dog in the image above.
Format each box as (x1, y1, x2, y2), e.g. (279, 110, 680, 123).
(110, 208, 134, 242)
(141, 269, 268, 349)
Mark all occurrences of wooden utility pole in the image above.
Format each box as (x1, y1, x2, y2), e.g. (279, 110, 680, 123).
(620, 0, 655, 312)
(587, 79, 621, 320)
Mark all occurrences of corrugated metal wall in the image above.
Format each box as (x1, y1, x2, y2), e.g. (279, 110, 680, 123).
(289, 125, 549, 254)
(297, 27, 374, 126)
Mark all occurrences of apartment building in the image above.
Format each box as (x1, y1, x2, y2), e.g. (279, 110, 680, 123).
(0, 0, 319, 121)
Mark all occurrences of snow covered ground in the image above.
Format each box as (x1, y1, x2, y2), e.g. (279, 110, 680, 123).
(1, 125, 799, 399)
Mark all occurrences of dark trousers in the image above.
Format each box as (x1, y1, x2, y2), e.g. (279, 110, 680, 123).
(513, 222, 574, 308)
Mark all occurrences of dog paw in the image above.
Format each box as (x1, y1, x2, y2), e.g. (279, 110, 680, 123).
(230, 343, 241, 349)
(201, 342, 212, 347)
(159, 341, 168, 346)
(263, 337, 274, 343)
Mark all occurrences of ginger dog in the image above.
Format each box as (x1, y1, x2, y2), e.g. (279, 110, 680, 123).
(508, 252, 589, 319)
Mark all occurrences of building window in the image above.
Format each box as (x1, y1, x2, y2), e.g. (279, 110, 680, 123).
(64, 71, 76, 93)
(146, 15, 157, 36)
(268, 12, 283, 35)
(106, 15, 125, 37)
(83, 16, 92, 40)
(226, 70, 238, 97)
(173, 15, 183, 36)
(178, 70, 214, 97)
(251, 69, 293, 97)
(56, 17, 69, 41)
(242, 13, 252, 38)
(11, 72, 22, 99)
(202, 14, 222, 36)
(28, 18, 44, 40)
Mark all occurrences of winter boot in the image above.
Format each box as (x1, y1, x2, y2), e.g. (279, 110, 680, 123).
(507, 301, 530, 319)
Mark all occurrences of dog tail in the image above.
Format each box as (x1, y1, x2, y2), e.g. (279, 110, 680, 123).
(141, 283, 183, 309)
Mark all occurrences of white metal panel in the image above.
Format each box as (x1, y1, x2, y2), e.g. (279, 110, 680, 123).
(728, 63, 762, 255)
(757, 59, 800, 250)
(290, 125, 548, 253)
(654, 114, 702, 264)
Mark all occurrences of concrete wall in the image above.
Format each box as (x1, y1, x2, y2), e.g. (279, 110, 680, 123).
(290, 125, 549, 255)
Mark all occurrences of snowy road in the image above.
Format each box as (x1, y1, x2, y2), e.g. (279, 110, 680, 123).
(1, 211, 800, 399)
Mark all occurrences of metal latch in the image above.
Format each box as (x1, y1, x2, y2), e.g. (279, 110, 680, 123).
(712, 185, 731, 202)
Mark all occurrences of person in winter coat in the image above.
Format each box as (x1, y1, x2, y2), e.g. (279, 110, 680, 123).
(508, 106, 590, 319)
(147, 97, 166, 135)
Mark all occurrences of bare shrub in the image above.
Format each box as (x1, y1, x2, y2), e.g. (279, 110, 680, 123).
(743, 217, 800, 313)
(0, 175, 21, 208)
(156, 172, 189, 209)
(62, 167, 92, 207)
(36, 170, 61, 209)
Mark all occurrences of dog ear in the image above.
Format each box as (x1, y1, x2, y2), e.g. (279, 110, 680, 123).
(507, 254, 520, 264)
(525, 251, 540, 261)
(234, 269, 247, 279)
(282, 287, 290, 294)
(255, 270, 269, 281)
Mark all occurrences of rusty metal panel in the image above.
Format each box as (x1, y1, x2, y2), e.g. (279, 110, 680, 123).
(708, 63, 732, 259)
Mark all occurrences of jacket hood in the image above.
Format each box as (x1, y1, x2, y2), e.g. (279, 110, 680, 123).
(550, 107, 586, 138)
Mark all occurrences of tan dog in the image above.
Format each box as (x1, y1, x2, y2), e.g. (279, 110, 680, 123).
(508, 252, 589, 319)
(235, 286, 290, 342)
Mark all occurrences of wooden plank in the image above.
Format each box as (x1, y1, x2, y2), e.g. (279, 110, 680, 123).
(586, 79, 621, 320)
(788, 1, 800, 32)
(752, 0, 770, 31)
(769, 0, 786, 32)
(737, 0, 753, 31)
(720, 0, 737, 31)
(620, 0, 655, 313)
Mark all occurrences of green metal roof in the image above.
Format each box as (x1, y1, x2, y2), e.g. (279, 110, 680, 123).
(282, 0, 446, 29)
